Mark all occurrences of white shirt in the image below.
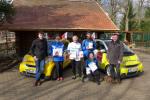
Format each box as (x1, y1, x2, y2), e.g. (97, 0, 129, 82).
(67, 42, 82, 61)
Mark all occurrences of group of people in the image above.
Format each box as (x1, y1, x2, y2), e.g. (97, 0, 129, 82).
(30, 31, 123, 87)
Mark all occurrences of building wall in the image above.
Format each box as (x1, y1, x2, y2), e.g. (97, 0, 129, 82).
(15, 31, 37, 57)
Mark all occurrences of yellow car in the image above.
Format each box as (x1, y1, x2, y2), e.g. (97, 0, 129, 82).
(95, 39, 144, 78)
(19, 53, 71, 80)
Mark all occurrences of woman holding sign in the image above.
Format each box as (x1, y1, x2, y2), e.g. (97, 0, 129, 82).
(49, 35, 65, 81)
(85, 52, 101, 85)
(67, 35, 83, 79)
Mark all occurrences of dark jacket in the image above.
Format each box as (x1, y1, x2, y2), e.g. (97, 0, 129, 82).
(30, 38, 48, 60)
(107, 40, 124, 64)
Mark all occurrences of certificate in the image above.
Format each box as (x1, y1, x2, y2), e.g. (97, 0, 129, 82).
(79, 51, 84, 58)
(70, 49, 77, 59)
(88, 62, 97, 72)
(86, 67, 91, 75)
(88, 42, 93, 49)
(53, 48, 63, 56)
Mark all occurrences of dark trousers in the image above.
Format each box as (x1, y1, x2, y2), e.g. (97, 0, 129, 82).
(87, 69, 100, 82)
(71, 60, 82, 77)
(109, 64, 121, 80)
(35, 59, 45, 81)
(82, 56, 88, 77)
(54, 61, 63, 78)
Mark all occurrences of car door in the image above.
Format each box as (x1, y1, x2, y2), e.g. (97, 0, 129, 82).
(96, 40, 109, 70)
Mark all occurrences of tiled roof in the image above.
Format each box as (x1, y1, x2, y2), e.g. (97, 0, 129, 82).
(0, 0, 119, 31)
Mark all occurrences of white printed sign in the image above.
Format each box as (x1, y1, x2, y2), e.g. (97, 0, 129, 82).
(86, 67, 91, 75)
(88, 42, 93, 49)
(88, 62, 97, 72)
(53, 48, 63, 56)
(70, 49, 77, 59)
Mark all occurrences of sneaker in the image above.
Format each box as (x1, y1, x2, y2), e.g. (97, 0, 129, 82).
(60, 77, 64, 80)
(57, 78, 60, 81)
(100, 78, 104, 82)
(97, 81, 101, 85)
(34, 81, 39, 87)
(38, 80, 42, 86)
(116, 79, 121, 84)
(72, 76, 76, 80)
(78, 76, 82, 80)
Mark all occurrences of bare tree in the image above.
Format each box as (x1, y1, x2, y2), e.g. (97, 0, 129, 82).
(137, 0, 145, 29)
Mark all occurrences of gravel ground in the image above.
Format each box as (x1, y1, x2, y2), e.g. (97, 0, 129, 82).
(0, 51, 149, 100)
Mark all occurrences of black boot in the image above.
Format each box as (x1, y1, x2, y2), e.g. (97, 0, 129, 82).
(34, 80, 39, 87)
(96, 80, 101, 85)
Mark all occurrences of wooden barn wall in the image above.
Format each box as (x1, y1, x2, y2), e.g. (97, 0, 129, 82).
(15, 31, 37, 57)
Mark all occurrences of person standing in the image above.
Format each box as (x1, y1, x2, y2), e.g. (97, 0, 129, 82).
(82, 32, 96, 80)
(82, 32, 96, 59)
(49, 35, 65, 81)
(107, 33, 124, 83)
(30, 32, 48, 86)
(67, 35, 83, 79)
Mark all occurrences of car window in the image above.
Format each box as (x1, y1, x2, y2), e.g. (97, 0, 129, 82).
(123, 44, 134, 53)
(96, 41, 106, 50)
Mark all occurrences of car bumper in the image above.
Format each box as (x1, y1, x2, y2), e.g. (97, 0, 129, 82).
(120, 63, 144, 78)
(20, 71, 36, 77)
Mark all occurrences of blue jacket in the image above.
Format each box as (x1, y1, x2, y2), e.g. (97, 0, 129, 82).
(48, 41, 64, 61)
(85, 58, 100, 69)
(82, 39, 96, 57)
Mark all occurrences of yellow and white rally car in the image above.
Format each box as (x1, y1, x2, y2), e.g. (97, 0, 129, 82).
(19, 39, 71, 80)
(19, 53, 71, 80)
(95, 39, 144, 78)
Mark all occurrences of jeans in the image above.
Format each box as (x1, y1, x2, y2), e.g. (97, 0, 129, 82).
(71, 60, 82, 77)
(35, 59, 45, 81)
(109, 64, 121, 80)
(54, 61, 63, 78)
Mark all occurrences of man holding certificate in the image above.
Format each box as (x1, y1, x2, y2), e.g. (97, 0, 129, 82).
(49, 35, 65, 81)
(82, 32, 96, 58)
(67, 35, 83, 79)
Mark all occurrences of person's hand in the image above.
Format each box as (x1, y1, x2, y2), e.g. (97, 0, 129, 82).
(55, 51, 59, 56)
(118, 60, 121, 64)
(86, 46, 89, 49)
(66, 54, 70, 60)
(34, 56, 38, 61)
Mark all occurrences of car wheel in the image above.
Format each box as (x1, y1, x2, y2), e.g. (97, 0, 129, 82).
(20, 71, 26, 76)
(51, 67, 58, 80)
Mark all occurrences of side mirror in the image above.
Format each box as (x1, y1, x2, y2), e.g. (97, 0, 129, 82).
(100, 49, 106, 53)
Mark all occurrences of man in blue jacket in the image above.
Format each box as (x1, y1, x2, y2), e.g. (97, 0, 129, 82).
(82, 32, 96, 80)
(49, 35, 65, 81)
(82, 32, 96, 59)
